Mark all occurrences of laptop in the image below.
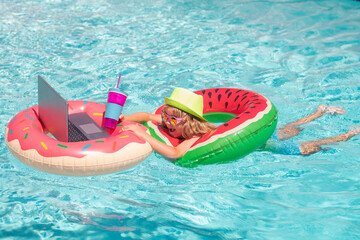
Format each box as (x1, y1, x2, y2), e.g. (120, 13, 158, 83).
(38, 75, 109, 142)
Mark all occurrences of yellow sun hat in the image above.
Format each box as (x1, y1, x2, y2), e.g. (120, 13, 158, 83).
(164, 87, 207, 122)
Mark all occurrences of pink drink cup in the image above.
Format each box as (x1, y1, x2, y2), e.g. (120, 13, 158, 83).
(103, 88, 128, 129)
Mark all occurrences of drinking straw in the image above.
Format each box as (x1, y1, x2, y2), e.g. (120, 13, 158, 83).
(116, 74, 121, 88)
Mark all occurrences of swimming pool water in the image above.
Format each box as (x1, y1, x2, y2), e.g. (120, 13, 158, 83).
(1, 0, 360, 239)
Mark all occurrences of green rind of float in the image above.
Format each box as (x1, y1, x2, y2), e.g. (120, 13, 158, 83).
(175, 103, 278, 168)
(203, 112, 237, 123)
(143, 122, 167, 145)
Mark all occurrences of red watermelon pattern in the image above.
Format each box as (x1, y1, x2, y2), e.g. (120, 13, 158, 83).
(153, 88, 269, 146)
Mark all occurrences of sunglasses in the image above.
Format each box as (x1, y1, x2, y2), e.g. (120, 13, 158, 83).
(161, 110, 184, 126)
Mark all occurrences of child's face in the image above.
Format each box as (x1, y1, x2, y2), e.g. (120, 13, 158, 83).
(165, 121, 183, 138)
(161, 110, 184, 138)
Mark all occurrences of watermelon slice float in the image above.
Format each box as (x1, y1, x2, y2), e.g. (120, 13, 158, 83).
(145, 88, 278, 168)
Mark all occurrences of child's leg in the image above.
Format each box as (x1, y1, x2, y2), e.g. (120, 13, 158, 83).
(276, 104, 346, 141)
(299, 127, 360, 155)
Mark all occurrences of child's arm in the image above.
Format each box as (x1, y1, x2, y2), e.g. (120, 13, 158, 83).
(120, 112, 161, 124)
(123, 124, 199, 161)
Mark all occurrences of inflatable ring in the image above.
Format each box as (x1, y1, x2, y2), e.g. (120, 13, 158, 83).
(5, 101, 152, 176)
(145, 88, 278, 167)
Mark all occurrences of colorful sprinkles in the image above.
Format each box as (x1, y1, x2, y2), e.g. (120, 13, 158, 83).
(82, 144, 91, 151)
(40, 142, 48, 150)
(24, 115, 36, 121)
(32, 124, 43, 133)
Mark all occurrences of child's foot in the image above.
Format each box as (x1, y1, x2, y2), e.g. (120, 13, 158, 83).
(317, 104, 346, 115)
(348, 127, 360, 136)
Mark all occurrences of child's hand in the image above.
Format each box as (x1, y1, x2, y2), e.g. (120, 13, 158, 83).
(119, 114, 125, 122)
(122, 124, 146, 136)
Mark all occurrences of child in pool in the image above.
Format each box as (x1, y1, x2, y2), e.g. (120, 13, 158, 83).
(121, 88, 360, 159)
(120, 88, 216, 160)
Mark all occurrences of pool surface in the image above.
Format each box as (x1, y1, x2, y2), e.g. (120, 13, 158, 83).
(1, 0, 360, 239)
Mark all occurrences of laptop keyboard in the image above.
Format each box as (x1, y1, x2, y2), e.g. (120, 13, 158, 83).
(68, 121, 88, 142)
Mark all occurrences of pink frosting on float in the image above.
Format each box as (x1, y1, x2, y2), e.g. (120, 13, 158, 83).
(6, 101, 147, 158)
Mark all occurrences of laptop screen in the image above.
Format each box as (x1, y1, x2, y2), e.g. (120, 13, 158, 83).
(38, 75, 69, 142)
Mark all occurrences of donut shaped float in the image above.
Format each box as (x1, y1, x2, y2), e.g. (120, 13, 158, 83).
(5, 101, 152, 176)
(145, 88, 278, 167)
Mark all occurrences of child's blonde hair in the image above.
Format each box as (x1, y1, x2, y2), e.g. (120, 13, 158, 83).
(162, 105, 216, 139)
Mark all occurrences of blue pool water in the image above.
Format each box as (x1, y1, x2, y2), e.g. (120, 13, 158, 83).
(1, 0, 360, 239)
